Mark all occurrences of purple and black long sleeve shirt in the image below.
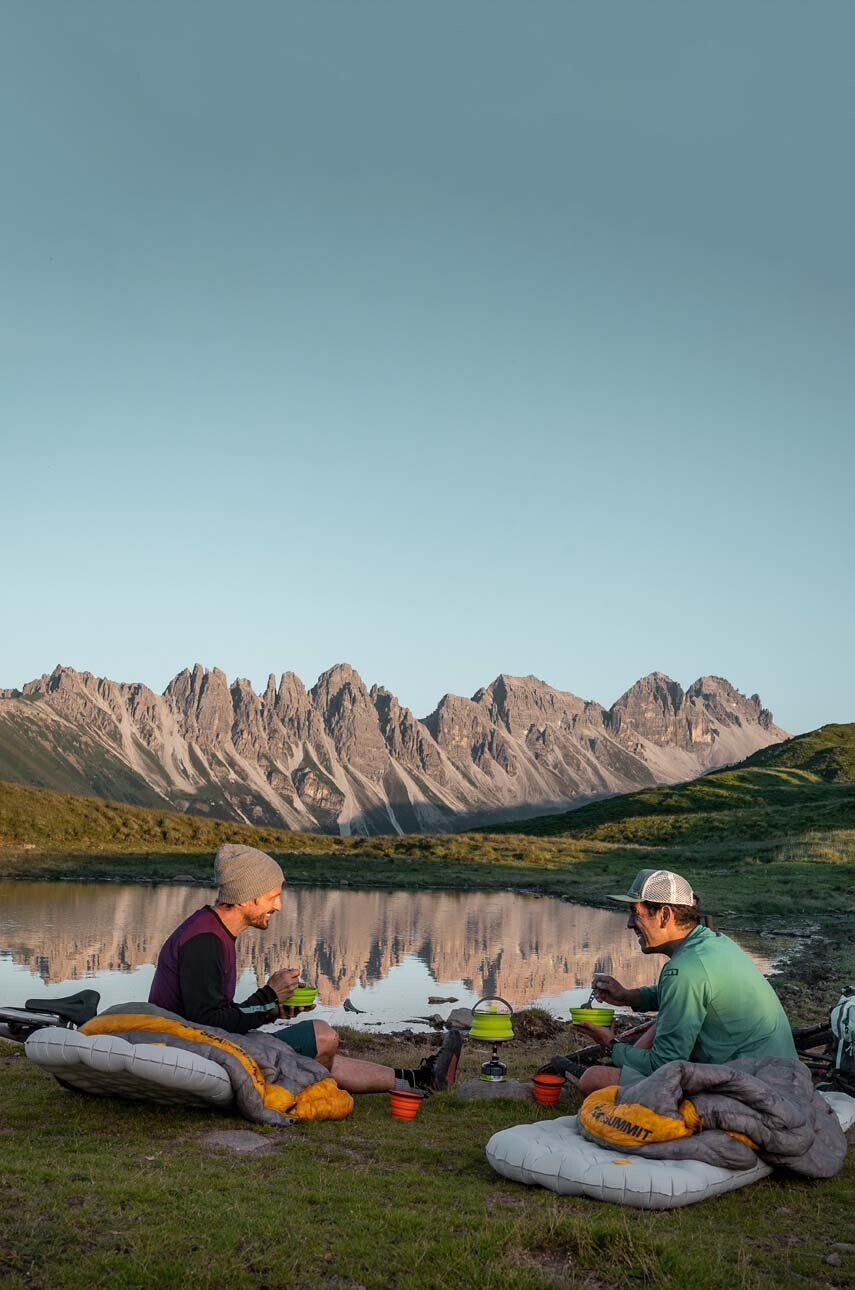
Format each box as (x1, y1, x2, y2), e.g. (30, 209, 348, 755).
(148, 905, 278, 1033)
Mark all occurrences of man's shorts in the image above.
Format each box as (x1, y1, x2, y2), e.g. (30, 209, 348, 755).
(270, 1019, 318, 1058)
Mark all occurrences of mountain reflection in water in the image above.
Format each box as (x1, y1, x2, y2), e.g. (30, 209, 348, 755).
(0, 881, 777, 1028)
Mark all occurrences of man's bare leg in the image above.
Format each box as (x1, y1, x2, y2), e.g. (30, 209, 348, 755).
(330, 1054, 395, 1093)
(577, 1023, 657, 1096)
(309, 1019, 404, 1093)
(307, 1019, 461, 1094)
(578, 1064, 620, 1094)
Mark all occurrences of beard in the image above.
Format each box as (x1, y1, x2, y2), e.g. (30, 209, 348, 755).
(249, 912, 272, 929)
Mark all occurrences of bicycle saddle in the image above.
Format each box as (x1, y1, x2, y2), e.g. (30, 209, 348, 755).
(23, 989, 100, 1026)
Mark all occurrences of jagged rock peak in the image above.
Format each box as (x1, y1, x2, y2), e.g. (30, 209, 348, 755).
(310, 662, 366, 700)
(421, 690, 481, 734)
(472, 673, 592, 735)
(163, 665, 232, 739)
(164, 663, 219, 693)
(370, 683, 398, 716)
(275, 670, 310, 708)
(687, 675, 775, 729)
(369, 684, 443, 774)
(611, 672, 685, 710)
(606, 672, 691, 748)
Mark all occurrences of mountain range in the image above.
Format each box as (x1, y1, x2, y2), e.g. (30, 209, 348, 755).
(0, 664, 787, 835)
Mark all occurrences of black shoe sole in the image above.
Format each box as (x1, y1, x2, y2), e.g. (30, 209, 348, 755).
(432, 1031, 463, 1090)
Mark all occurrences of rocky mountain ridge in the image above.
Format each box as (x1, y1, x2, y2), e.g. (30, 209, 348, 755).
(0, 664, 787, 835)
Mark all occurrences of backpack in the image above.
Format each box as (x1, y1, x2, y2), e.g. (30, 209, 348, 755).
(820, 987, 855, 1097)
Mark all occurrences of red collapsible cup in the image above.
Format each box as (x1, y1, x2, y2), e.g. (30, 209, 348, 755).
(532, 1073, 564, 1106)
(389, 1089, 425, 1120)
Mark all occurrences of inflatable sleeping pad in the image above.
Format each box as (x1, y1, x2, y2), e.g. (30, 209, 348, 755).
(486, 1091, 855, 1210)
(25, 1016, 355, 1123)
(25, 1026, 233, 1108)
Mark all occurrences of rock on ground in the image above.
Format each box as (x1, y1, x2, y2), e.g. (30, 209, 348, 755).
(199, 1129, 279, 1156)
(456, 1078, 535, 1101)
(456, 1078, 576, 1104)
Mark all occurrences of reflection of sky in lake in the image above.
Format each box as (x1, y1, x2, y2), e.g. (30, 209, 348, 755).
(0, 881, 779, 1031)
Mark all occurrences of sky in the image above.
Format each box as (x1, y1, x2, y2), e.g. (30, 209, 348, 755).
(1, 2, 852, 734)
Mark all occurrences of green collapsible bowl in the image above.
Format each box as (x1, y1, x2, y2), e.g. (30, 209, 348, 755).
(282, 986, 318, 1008)
(569, 1007, 614, 1024)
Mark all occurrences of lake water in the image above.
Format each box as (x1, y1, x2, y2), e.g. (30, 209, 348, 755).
(0, 881, 777, 1031)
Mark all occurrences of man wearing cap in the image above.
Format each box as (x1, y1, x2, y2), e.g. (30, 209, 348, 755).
(549, 867, 796, 1094)
(149, 843, 461, 1095)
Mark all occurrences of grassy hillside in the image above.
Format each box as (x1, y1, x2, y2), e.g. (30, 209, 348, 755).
(0, 704, 171, 807)
(740, 722, 855, 782)
(485, 723, 855, 848)
(487, 766, 854, 847)
(0, 777, 325, 854)
(1, 770, 853, 922)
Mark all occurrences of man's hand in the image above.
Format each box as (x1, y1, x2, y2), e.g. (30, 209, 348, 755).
(571, 1019, 615, 1046)
(267, 967, 301, 1001)
(277, 1001, 317, 1021)
(591, 974, 629, 1006)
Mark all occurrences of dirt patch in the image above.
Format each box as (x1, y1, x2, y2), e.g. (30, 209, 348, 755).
(769, 922, 852, 1023)
(318, 1144, 376, 1169)
(513, 1009, 566, 1042)
(510, 1248, 619, 1289)
(488, 1190, 530, 1210)
(300, 1280, 367, 1290)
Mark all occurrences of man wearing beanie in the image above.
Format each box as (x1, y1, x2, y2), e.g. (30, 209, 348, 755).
(149, 843, 461, 1096)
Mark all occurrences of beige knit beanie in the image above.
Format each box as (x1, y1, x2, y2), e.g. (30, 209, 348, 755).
(214, 843, 284, 904)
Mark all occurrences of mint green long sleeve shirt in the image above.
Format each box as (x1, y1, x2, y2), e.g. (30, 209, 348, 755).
(612, 924, 796, 1077)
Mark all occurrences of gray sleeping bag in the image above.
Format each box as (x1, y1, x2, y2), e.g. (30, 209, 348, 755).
(581, 1056, 848, 1176)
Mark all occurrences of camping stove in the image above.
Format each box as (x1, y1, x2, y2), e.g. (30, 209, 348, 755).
(469, 997, 515, 1083)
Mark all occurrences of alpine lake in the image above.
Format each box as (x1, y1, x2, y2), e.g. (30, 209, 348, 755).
(0, 879, 780, 1029)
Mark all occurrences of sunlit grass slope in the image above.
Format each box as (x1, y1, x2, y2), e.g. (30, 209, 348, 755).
(740, 722, 855, 782)
(487, 724, 855, 848)
(0, 777, 320, 854)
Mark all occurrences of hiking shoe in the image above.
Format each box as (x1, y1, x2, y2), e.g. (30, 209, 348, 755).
(414, 1030, 463, 1092)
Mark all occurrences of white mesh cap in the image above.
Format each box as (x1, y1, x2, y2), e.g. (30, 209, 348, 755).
(608, 868, 695, 906)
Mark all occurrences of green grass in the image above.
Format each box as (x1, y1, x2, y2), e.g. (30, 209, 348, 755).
(741, 723, 855, 783)
(487, 723, 855, 842)
(485, 766, 855, 846)
(0, 778, 331, 854)
(1, 1027, 852, 1290)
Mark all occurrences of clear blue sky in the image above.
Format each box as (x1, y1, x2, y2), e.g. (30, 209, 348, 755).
(2, 2, 852, 733)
